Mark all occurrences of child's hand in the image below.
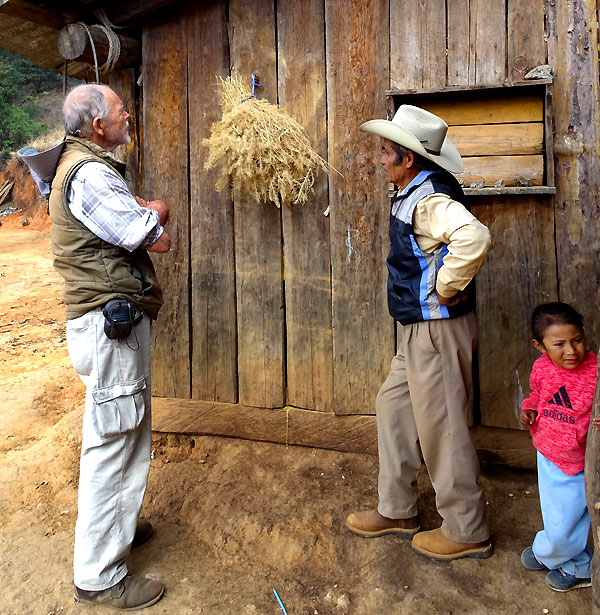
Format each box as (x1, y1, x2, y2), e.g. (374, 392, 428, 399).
(593, 417, 600, 431)
(519, 409, 537, 429)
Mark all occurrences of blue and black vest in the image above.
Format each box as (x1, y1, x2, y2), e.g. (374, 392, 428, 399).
(387, 170, 474, 325)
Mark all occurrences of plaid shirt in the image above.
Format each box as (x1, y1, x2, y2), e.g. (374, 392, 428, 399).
(67, 162, 162, 251)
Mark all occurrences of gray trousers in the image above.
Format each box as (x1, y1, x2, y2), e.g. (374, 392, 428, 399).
(67, 308, 152, 590)
(376, 311, 489, 543)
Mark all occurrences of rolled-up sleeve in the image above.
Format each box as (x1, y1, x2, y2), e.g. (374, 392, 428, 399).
(414, 194, 491, 298)
(67, 162, 163, 251)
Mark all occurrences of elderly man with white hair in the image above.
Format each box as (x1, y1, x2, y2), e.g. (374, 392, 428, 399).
(45, 83, 170, 610)
(346, 105, 493, 562)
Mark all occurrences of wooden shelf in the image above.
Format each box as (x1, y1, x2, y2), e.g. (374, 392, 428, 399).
(385, 79, 553, 98)
(464, 186, 556, 196)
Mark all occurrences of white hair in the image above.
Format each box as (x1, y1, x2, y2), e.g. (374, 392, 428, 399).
(63, 85, 110, 139)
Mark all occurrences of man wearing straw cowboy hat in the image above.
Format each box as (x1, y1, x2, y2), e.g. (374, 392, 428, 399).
(346, 105, 493, 561)
(21, 84, 170, 609)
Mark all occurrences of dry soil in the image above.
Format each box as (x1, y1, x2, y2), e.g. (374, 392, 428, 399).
(0, 219, 591, 615)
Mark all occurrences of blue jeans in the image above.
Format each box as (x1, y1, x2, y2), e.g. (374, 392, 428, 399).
(532, 451, 592, 578)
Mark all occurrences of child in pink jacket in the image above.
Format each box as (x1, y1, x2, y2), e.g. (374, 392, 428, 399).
(519, 302, 597, 592)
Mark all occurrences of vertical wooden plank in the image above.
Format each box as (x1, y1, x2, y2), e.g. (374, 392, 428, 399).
(390, 0, 447, 90)
(142, 7, 190, 398)
(228, 0, 284, 408)
(547, 0, 600, 348)
(277, 0, 333, 411)
(447, 0, 471, 86)
(108, 68, 143, 195)
(507, 0, 546, 80)
(469, 0, 506, 85)
(474, 198, 558, 428)
(326, 0, 393, 415)
(186, 3, 237, 402)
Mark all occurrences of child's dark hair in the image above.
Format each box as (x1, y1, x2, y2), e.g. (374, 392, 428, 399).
(531, 302, 584, 343)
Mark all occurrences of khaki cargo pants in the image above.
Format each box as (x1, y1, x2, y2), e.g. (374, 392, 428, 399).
(376, 311, 489, 543)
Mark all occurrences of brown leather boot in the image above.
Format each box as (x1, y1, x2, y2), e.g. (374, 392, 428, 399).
(411, 527, 493, 561)
(74, 574, 165, 610)
(346, 509, 420, 539)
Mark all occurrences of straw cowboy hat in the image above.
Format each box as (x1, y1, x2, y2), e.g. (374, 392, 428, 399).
(360, 104, 464, 174)
(18, 142, 65, 183)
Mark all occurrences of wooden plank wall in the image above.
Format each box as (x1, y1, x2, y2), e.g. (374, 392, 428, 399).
(228, 0, 284, 409)
(142, 7, 190, 399)
(277, 0, 333, 412)
(143, 0, 562, 433)
(390, 0, 555, 429)
(326, 0, 393, 415)
(546, 0, 600, 348)
(187, 3, 237, 403)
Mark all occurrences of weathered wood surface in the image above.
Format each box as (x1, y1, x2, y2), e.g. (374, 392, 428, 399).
(547, 3, 600, 606)
(457, 155, 543, 187)
(587, 366, 600, 613)
(474, 197, 558, 429)
(143, 9, 190, 398)
(57, 23, 141, 71)
(151, 397, 537, 468)
(468, 0, 506, 85)
(108, 69, 142, 195)
(277, 0, 333, 411)
(449, 123, 543, 157)
(186, 3, 237, 403)
(390, 0, 446, 90)
(228, 0, 284, 408)
(152, 397, 378, 455)
(447, 0, 471, 86)
(546, 0, 600, 348)
(419, 94, 543, 126)
(507, 0, 546, 81)
(325, 0, 393, 415)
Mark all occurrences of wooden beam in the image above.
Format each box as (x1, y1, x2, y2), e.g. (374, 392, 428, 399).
(101, 0, 175, 25)
(0, 0, 74, 30)
(150, 397, 537, 469)
(58, 23, 141, 71)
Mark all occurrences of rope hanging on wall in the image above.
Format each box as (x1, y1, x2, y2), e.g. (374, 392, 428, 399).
(58, 13, 123, 84)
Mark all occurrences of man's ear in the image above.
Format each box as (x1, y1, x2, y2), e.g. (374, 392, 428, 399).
(404, 150, 415, 168)
(92, 116, 104, 136)
(532, 339, 546, 354)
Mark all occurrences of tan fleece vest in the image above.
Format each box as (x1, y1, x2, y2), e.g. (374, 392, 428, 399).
(49, 137, 163, 320)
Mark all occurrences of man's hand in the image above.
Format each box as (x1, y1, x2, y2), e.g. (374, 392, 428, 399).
(519, 408, 537, 430)
(148, 230, 171, 253)
(436, 289, 469, 307)
(135, 196, 170, 226)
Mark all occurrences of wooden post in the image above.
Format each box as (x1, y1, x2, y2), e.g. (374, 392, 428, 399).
(587, 373, 600, 612)
(547, 0, 600, 608)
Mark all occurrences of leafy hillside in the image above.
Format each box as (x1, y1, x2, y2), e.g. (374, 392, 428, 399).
(0, 50, 68, 163)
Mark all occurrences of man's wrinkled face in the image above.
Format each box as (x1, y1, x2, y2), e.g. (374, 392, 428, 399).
(101, 88, 130, 151)
(380, 138, 410, 188)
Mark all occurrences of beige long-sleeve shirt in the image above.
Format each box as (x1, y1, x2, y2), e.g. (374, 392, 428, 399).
(412, 194, 491, 298)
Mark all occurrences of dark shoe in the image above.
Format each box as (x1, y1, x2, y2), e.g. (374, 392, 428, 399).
(545, 569, 591, 592)
(74, 574, 164, 611)
(521, 546, 545, 571)
(412, 527, 493, 561)
(131, 521, 153, 550)
(346, 509, 420, 539)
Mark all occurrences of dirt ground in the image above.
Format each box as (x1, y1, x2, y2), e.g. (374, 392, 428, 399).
(0, 220, 592, 615)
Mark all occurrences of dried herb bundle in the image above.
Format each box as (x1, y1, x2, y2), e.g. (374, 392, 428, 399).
(203, 75, 332, 207)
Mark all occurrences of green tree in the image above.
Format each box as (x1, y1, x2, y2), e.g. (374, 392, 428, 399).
(0, 50, 61, 161)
